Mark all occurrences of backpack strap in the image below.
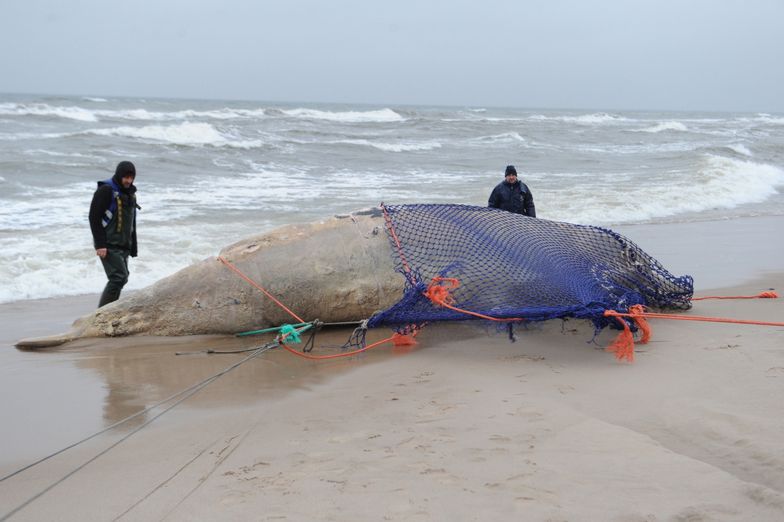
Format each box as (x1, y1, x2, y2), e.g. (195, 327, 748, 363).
(99, 179, 121, 228)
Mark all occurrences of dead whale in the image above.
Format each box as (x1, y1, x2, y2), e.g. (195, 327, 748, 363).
(15, 204, 693, 349)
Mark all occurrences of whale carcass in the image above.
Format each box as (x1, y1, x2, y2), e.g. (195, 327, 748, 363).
(16, 204, 693, 349)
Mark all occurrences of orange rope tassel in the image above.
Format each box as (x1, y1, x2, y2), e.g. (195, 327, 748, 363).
(605, 316, 635, 363)
(604, 305, 653, 363)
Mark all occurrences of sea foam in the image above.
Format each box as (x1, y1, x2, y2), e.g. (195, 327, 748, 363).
(96, 108, 267, 121)
(86, 122, 264, 148)
(528, 112, 629, 124)
(333, 139, 441, 152)
(634, 121, 689, 133)
(474, 132, 527, 144)
(0, 102, 268, 123)
(0, 102, 99, 122)
(281, 108, 404, 123)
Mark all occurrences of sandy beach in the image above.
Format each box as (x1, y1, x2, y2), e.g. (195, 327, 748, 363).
(1, 216, 783, 521)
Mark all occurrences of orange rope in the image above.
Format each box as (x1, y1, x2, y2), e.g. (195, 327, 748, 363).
(692, 291, 778, 300)
(423, 277, 642, 363)
(380, 203, 415, 281)
(603, 303, 784, 363)
(602, 305, 651, 363)
(218, 255, 305, 323)
(221, 247, 781, 365)
(604, 308, 784, 328)
(426, 275, 782, 364)
(424, 277, 525, 323)
(277, 331, 416, 360)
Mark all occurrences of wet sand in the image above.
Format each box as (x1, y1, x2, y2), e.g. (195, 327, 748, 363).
(1, 216, 783, 521)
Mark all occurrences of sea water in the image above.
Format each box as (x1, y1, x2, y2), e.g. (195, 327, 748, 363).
(1, 93, 782, 303)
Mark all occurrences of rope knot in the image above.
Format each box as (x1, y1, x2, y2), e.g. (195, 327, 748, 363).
(277, 324, 302, 344)
(425, 277, 460, 306)
(628, 304, 652, 344)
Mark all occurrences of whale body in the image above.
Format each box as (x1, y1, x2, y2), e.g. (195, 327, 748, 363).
(16, 204, 694, 349)
(17, 209, 402, 348)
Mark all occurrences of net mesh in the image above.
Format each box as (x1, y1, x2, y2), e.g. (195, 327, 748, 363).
(368, 204, 693, 333)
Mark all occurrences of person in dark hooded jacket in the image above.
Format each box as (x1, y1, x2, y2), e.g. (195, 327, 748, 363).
(488, 165, 536, 217)
(89, 161, 140, 307)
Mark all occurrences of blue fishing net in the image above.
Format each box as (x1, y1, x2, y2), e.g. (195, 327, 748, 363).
(368, 204, 693, 333)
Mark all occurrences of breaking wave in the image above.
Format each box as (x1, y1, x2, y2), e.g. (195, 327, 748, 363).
(0, 102, 267, 122)
(528, 112, 629, 124)
(634, 121, 689, 133)
(0, 102, 99, 122)
(279, 108, 404, 123)
(546, 155, 784, 224)
(474, 132, 527, 144)
(85, 122, 264, 148)
(332, 139, 441, 152)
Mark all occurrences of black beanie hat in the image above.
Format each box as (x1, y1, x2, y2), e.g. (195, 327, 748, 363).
(115, 161, 136, 179)
(505, 165, 517, 176)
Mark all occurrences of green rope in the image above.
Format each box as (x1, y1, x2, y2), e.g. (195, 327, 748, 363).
(235, 322, 309, 337)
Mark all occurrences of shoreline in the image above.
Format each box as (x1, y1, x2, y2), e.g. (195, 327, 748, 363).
(1, 216, 783, 520)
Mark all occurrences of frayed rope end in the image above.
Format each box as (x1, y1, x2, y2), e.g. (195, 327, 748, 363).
(605, 327, 635, 363)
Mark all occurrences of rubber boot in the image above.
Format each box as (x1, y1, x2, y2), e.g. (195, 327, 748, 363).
(98, 286, 122, 307)
(98, 248, 129, 308)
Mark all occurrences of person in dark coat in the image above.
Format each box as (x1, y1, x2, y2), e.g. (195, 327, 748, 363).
(88, 161, 140, 307)
(488, 165, 536, 217)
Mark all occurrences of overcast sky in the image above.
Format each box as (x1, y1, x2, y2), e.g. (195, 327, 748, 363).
(2, 0, 782, 112)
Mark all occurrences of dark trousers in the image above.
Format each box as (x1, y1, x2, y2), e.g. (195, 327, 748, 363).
(98, 248, 130, 307)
